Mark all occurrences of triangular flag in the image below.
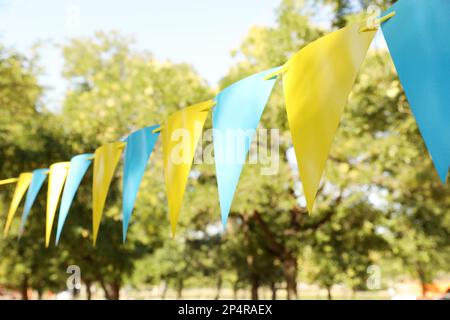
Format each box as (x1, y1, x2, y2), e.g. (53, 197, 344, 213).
(213, 67, 280, 227)
(93, 142, 125, 245)
(382, 0, 450, 182)
(20, 168, 48, 236)
(3, 172, 32, 237)
(162, 100, 214, 236)
(283, 23, 376, 212)
(0, 178, 19, 186)
(55, 153, 93, 245)
(122, 126, 159, 242)
(46, 162, 70, 247)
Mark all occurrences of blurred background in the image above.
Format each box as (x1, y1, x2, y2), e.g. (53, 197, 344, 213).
(0, 0, 449, 300)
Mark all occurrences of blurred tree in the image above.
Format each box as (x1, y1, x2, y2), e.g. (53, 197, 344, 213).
(1, 0, 448, 301)
(308, 199, 389, 299)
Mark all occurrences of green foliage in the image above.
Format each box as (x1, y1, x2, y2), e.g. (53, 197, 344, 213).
(0, 0, 448, 300)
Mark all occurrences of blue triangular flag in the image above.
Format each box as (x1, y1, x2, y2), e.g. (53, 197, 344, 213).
(122, 125, 159, 242)
(20, 168, 48, 235)
(382, 0, 450, 182)
(55, 153, 93, 244)
(213, 67, 281, 227)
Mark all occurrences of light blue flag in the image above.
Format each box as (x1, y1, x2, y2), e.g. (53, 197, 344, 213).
(213, 67, 281, 227)
(382, 0, 450, 182)
(20, 168, 48, 235)
(55, 153, 93, 244)
(122, 125, 160, 242)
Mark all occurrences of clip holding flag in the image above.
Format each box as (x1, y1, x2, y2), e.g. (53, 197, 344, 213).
(359, 11, 396, 33)
(264, 65, 288, 81)
(152, 101, 216, 135)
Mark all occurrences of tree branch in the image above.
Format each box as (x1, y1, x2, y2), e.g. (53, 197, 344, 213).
(252, 211, 286, 257)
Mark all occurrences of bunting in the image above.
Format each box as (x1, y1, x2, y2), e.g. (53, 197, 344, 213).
(2, 5, 449, 245)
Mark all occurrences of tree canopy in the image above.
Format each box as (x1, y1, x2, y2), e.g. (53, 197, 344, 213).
(0, 0, 448, 300)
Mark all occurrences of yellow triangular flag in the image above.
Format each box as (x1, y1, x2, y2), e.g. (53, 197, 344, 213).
(283, 23, 376, 212)
(92, 141, 125, 245)
(162, 100, 214, 236)
(3, 172, 33, 237)
(46, 162, 70, 247)
(0, 177, 19, 186)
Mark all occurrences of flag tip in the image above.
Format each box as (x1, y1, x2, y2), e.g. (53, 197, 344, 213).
(221, 217, 228, 231)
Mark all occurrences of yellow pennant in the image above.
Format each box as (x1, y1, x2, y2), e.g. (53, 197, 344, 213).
(283, 23, 376, 212)
(162, 100, 214, 236)
(92, 141, 125, 245)
(3, 172, 33, 237)
(46, 162, 70, 247)
(0, 177, 19, 186)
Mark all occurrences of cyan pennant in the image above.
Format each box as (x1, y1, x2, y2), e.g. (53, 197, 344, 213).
(19, 168, 48, 236)
(122, 125, 159, 242)
(213, 67, 281, 228)
(382, 0, 450, 182)
(55, 154, 93, 244)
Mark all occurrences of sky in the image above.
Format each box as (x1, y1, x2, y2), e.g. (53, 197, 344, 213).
(0, 0, 280, 109)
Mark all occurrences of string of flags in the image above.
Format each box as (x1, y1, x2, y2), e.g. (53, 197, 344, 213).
(1, 0, 449, 246)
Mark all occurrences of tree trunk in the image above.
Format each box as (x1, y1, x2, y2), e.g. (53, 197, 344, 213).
(233, 280, 239, 300)
(250, 276, 259, 300)
(100, 280, 110, 300)
(176, 279, 183, 299)
(251, 211, 302, 300)
(100, 280, 120, 300)
(161, 281, 168, 300)
(326, 286, 333, 300)
(417, 263, 429, 298)
(270, 282, 277, 300)
(419, 280, 427, 298)
(111, 283, 120, 300)
(214, 276, 222, 300)
(85, 281, 92, 300)
(37, 288, 43, 300)
(284, 257, 298, 300)
(20, 276, 29, 300)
